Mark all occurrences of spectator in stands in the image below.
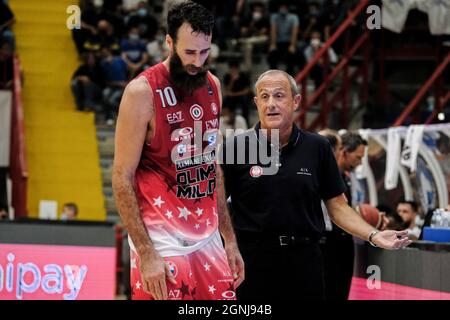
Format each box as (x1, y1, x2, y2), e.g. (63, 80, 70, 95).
(0, 206, 8, 220)
(207, 42, 221, 75)
(267, 1, 302, 74)
(303, 31, 338, 88)
(121, 26, 149, 77)
(302, 2, 328, 42)
(71, 51, 105, 112)
(87, 19, 121, 54)
(220, 105, 248, 139)
(0, 0, 15, 51)
(73, 0, 109, 54)
(101, 0, 123, 14)
(122, 0, 149, 12)
(238, 2, 270, 61)
(240, 2, 270, 39)
(327, 0, 360, 55)
(60, 202, 78, 221)
(100, 45, 129, 125)
(125, 0, 159, 41)
(321, 0, 345, 40)
(397, 200, 424, 240)
(214, 0, 246, 49)
(0, 40, 13, 90)
(146, 27, 168, 66)
(223, 60, 251, 123)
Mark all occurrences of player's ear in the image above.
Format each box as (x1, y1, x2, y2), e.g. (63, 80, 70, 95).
(166, 34, 173, 51)
(293, 94, 301, 111)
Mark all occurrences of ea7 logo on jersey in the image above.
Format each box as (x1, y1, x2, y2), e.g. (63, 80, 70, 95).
(167, 111, 184, 124)
(168, 289, 181, 299)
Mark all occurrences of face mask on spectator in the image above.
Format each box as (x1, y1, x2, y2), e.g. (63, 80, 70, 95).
(130, 34, 140, 41)
(138, 8, 147, 17)
(93, 0, 103, 8)
(253, 11, 262, 21)
(311, 39, 321, 47)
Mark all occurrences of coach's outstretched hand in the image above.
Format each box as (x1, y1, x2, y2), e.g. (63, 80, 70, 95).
(371, 230, 413, 250)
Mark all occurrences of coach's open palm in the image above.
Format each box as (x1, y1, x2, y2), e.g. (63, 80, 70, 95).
(372, 230, 413, 250)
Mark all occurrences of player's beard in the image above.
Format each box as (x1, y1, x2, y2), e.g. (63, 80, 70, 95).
(169, 49, 209, 93)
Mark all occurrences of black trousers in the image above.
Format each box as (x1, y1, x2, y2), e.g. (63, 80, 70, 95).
(236, 236, 325, 300)
(320, 231, 355, 300)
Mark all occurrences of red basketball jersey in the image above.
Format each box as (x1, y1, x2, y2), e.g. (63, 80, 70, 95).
(132, 62, 221, 256)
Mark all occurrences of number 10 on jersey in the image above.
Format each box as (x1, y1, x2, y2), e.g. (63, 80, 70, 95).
(156, 87, 178, 108)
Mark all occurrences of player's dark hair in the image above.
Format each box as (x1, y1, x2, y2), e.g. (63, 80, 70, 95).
(320, 129, 340, 151)
(341, 132, 368, 152)
(63, 202, 78, 216)
(398, 199, 419, 212)
(167, 1, 214, 43)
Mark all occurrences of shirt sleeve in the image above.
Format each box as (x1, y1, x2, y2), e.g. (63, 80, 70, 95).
(319, 140, 346, 200)
(270, 14, 277, 25)
(290, 14, 299, 27)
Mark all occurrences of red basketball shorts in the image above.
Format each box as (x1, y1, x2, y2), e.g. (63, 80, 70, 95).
(130, 238, 236, 300)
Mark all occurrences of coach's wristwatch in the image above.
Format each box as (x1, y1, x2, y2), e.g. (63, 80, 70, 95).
(368, 230, 379, 247)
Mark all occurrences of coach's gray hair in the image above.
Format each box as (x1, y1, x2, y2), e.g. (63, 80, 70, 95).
(254, 70, 300, 96)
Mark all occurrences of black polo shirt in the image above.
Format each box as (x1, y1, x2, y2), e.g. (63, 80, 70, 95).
(221, 123, 345, 239)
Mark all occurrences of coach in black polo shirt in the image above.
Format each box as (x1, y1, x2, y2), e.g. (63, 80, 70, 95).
(220, 70, 412, 300)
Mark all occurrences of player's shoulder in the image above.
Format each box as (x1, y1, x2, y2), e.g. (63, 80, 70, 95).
(125, 76, 153, 96)
(207, 71, 221, 88)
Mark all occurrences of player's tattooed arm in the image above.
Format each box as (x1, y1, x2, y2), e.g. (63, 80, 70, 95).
(113, 78, 175, 300)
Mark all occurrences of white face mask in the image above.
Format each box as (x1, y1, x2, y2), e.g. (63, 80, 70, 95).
(311, 39, 321, 47)
(130, 34, 140, 41)
(60, 213, 68, 220)
(93, 0, 103, 8)
(253, 11, 263, 21)
(138, 8, 147, 17)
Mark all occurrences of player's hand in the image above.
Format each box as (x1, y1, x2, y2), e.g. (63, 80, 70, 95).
(372, 230, 412, 250)
(139, 252, 177, 300)
(224, 242, 245, 288)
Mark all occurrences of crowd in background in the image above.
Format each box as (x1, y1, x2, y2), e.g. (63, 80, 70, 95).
(69, 0, 359, 126)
